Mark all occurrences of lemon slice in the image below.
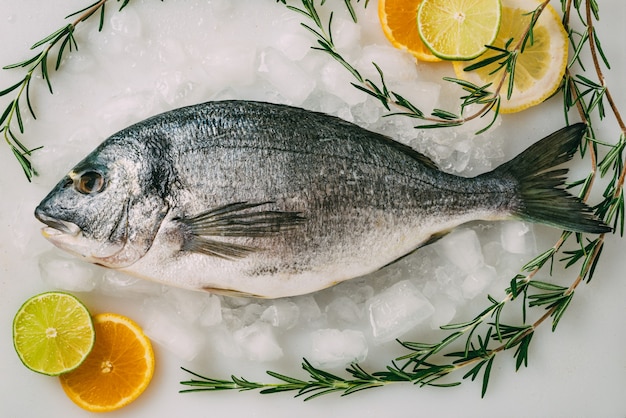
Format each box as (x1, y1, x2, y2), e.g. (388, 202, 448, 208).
(12, 292, 95, 376)
(453, 0, 568, 113)
(417, 0, 502, 60)
(378, 0, 441, 62)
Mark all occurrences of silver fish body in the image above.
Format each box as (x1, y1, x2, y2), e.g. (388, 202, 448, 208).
(35, 101, 609, 298)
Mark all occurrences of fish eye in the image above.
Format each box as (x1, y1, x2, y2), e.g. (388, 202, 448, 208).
(75, 171, 105, 195)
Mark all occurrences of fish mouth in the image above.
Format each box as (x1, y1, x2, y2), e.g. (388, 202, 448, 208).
(35, 212, 81, 237)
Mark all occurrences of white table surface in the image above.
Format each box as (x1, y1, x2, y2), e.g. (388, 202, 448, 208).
(1, 1, 625, 417)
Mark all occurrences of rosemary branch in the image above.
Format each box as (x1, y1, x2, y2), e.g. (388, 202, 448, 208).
(0, 0, 138, 181)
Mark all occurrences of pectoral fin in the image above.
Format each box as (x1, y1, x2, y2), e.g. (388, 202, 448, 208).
(176, 201, 305, 259)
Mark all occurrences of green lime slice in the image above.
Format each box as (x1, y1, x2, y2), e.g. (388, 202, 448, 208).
(13, 292, 95, 376)
(417, 0, 501, 61)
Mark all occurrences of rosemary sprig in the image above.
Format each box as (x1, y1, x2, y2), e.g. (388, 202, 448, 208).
(0, 0, 139, 181)
(277, 0, 552, 135)
(181, 0, 624, 399)
(181, 360, 394, 401)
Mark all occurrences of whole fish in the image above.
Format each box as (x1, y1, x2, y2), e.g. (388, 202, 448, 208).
(35, 100, 609, 298)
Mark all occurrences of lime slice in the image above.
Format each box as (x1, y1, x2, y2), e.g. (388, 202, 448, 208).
(13, 292, 95, 376)
(417, 0, 502, 60)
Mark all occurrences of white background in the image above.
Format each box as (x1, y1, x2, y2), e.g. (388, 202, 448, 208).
(1, 1, 625, 417)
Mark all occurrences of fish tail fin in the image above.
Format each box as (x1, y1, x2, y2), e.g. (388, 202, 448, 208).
(494, 123, 611, 234)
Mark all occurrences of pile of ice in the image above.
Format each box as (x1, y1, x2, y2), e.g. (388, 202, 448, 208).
(27, 0, 536, 369)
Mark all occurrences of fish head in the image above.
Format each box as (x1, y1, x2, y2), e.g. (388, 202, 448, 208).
(35, 137, 170, 269)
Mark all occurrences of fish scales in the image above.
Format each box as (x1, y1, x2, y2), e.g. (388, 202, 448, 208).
(35, 100, 610, 298)
(146, 103, 502, 285)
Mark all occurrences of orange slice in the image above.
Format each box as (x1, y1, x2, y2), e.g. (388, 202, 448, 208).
(59, 313, 155, 412)
(378, 0, 442, 62)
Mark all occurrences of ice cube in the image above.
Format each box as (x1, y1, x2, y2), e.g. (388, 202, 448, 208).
(294, 295, 322, 323)
(462, 264, 497, 299)
(421, 280, 439, 299)
(429, 296, 457, 329)
(261, 300, 300, 330)
(242, 303, 266, 326)
(320, 59, 367, 106)
(435, 265, 464, 302)
(258, 48, 315, 104)
(325, 296, 363, 326)
(164, 287, 217, 324)
(233, 322, 284, 362)
(143, 301, 206, 362)
(450, 148, 472, 173)
(367, 280, 435, 343)
(96, 92, 160, 134)
(221, 308, 244, 331)
(352, 99, 381, 125)
(332, 16, 361, 49)
(428, 141, 455, 164)
(389, 81, 441, 117)
(198, 294, 223, 328)
(337, 106, 354, 122)
(330, 279, 373, 304)
(352, 285, 375, 305)
(273, 32, 312, 61)
(38, 250, 98, 292)
(206, 324, 242, 359)
(224, 296, 253, 308)
(309, 329, 368, 368)
(464, 132, 504, 176)
(501, 221, 536, 254)
(202, 45, 257, 90)
(317, 93, 348, 115)
(99, 270, 163, 297)
(357, 45, 419, 83)
(155, 71, 195, 105)
(435, 228, 484, 273)
(482, 241, 505, 268)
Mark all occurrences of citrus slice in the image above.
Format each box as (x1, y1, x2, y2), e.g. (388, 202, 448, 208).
(59, 313, 155, 412)
(12, 291, 95, 376)
(453, 0, 568, 113)
(378, 0, 442, 62)
(417, 0, 502, 60)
